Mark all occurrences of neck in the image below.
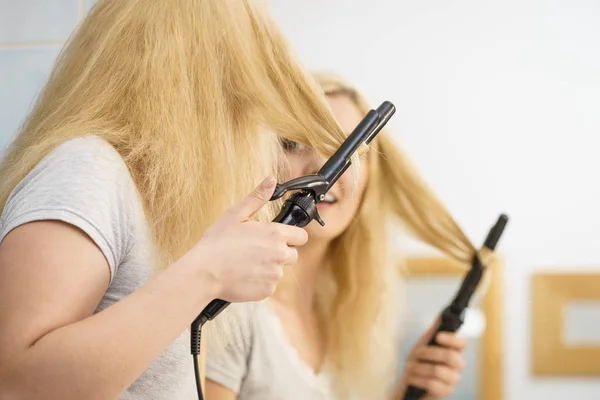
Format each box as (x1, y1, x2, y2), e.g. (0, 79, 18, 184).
(275, 234, 330, 312)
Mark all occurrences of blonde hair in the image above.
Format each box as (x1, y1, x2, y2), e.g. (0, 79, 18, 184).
(0, 1, 348, 342)
(0, 0, 349, 263)
(311, 72, 479, 399)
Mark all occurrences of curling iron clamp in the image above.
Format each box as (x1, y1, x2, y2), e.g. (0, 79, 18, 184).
(190, 100, 397, 400)
(402, 213, 509, 400)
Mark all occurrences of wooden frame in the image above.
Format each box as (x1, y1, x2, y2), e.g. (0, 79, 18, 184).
(403, 256, 503, 400)
(531, 273, 600, 376)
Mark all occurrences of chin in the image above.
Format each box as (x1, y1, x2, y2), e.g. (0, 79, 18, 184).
(305, 220, 347, 243)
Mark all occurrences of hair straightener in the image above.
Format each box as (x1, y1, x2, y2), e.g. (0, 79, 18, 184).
(401, 213, 509, 400)
(190, 101, 397, 400)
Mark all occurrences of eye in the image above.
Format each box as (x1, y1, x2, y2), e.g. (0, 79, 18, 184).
(280, 138, 308, 154)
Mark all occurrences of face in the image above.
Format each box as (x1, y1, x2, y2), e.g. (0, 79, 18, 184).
(283, 94, 370, 242)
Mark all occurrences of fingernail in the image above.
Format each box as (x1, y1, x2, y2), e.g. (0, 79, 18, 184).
(261, 176, 276, 188)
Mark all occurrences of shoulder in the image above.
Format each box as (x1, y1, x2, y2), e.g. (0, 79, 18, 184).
(7, 136, 135, 201)
(1, 136, 139, 281)
(16, 135, 136, 197)
(207, 302, 261, 355)
(204, 303, 265, 393)
(34, 135, 131, 182)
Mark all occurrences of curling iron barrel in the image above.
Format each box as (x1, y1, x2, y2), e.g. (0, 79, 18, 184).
(402, 214, 509, 400)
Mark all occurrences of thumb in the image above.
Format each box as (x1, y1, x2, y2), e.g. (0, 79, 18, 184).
(227, 176, 277, 221)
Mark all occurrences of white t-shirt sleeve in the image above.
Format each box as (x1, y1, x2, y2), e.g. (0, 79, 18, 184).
(204, 311, 253, 394)
(0, 136, 135, 282)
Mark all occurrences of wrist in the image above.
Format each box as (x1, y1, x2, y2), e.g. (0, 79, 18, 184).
(171, 242, 222, 304)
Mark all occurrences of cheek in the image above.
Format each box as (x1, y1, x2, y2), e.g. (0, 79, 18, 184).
(282, 155, 305, 181)
(339, 161, 369, 199)
(357, 162, 370, 197)
(335, 164, 369, 222)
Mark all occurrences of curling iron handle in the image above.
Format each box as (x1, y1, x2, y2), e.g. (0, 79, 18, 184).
(402, 306, 465, 400)
(427, 305, 465, 345)
(193, 299, 228, 329)
(272, 193, 317, 227)
(194, 192, 318, 328)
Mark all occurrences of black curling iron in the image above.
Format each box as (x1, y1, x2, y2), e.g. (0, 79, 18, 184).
(402, 213, 509, 400)
(190, 101, 397, 400)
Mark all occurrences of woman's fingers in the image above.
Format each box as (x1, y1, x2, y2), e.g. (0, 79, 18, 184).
(414, 346, 465, 371)
(404, 374, 454, 399)
(403, 331, 467, 399)
(435, 332, 467, 351)
(408, 361, 461, 385)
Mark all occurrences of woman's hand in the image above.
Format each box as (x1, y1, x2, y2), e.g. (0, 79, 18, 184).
(397, 321, 467, 399)
(185, 176, 308, 303)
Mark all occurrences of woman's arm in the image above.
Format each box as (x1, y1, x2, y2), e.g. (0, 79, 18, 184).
(0, 177, 307, 400)
(205, 380, 238, 400)
(0, 220, 217, 400)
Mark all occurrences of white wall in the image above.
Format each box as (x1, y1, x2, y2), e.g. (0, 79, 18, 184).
(267, 0, 600, 399)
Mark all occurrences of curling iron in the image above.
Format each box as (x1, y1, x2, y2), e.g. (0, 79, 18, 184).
(401, 213, 509, 400)
(191, 100, 397, 400)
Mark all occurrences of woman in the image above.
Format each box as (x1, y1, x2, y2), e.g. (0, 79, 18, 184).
(204, 73, 483, 400)
(0, 2, 351, 399)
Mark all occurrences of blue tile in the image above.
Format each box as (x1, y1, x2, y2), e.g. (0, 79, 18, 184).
(0, 47, 60, 153)
(0, 0, 79, 43)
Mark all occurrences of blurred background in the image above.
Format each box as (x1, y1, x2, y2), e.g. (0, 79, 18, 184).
(1, 1, 599, 399)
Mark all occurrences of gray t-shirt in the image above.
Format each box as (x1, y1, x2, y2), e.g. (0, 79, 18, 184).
(0, 136, 196, 399)
(205, 300, 337, 400)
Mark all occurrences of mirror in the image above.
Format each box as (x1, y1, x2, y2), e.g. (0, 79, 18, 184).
(398, 257, 503, 400)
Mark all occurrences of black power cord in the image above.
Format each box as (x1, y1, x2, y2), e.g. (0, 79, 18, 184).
(191, 315, 206, 400)
(193, 354, 203, 400)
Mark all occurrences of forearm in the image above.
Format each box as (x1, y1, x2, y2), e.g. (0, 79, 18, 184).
(204, 380, 238, 400)
(0, 259, 215, 400)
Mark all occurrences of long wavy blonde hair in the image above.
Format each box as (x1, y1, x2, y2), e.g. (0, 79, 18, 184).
(0, 0, 354, 347)
(308, 72, 479, 399)
(0, 0, 349, 266)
